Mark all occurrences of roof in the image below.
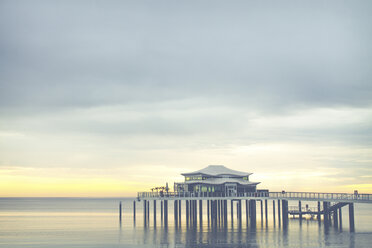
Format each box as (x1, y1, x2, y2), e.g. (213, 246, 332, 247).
(184, 177, 260, 186)
(181, 165, 252, 177)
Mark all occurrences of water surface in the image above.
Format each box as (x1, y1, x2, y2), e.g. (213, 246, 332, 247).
(0, 198, 371, 247)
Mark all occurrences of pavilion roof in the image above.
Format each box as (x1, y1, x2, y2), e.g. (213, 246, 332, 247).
(184, 177, 260, 185)
(181, 165, 252, 177)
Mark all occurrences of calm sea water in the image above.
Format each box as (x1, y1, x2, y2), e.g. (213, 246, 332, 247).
(0, 198, 371, 248)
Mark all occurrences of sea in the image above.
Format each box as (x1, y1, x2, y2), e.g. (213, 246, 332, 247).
(0, 198, 371, 248)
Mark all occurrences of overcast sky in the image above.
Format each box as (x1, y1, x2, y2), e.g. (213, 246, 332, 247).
(1, 0, 372, 196)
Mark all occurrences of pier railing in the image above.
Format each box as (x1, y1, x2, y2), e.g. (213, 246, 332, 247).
(137, 191, 372, 203)
(288, 206, 318, 213)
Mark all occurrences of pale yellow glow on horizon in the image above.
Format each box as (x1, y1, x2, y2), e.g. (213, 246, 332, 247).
(0, 175, 148, 197)
(1, 141, 372, 197)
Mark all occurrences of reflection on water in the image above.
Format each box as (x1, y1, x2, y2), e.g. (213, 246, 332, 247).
(0, 198, 371, 248)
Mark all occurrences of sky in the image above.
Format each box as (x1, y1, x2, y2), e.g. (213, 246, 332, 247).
(1, 0, 372, 197)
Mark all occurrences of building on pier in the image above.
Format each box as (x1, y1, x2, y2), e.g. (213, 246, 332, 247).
(174, 165, 260, 196)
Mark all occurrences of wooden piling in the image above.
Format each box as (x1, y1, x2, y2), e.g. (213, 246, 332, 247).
(210, 200, 214, 226)
(143, 200, 147, 226)
(299, 201, 302, 221)
(153, 200, 156, 225)
(178, 200, 181, 225)
(147, 200, 150, 223)
(133, 201, 136, 221)
(239, 200, 242, 226)
(246, 200, 249, 224)
(265, 199, 268, 224)
(339, 207, 342, 228)
(161, 201, 163, 223)
(220, 200, 224, 226)
(119, 201, 122, 221)
(260, 200, 263, 222)
(249, 200, 256, 228)
(194, 200, 197, 225)
(317, 201, 321, 223)
(278, 200, 281, 225)
(231, 200, 234, 223)
(174, 200, 178, 226)
(323, 202, 329, 229)
(333, 208, 338, 227)
(207, 200, 210, 224)
(186, 200, 189, 225)
(164, 200, 168, 226)
(216, 200, 221, 224)
(349, 203, 355, 232)
(282, 200, 288, 227)
(199, 200, 203, 225)
(273, 200, 276, 225)
(224, 200, 228, 226)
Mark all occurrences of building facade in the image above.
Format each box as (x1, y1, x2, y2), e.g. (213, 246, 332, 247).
(174, 165, 260, 196)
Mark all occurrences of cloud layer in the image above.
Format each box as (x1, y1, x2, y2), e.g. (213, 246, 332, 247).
(1, 0, 372, 196)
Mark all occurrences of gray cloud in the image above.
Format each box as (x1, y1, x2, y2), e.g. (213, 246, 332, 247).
(1, 0, 372, 113)
(0, 0, 372, 189)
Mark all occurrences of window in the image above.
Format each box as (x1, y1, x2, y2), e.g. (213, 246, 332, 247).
(185, 175, 204, 181)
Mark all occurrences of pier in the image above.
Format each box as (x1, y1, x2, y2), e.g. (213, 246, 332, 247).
(130, 191, 372, 232)
(126, 165, 372, 232)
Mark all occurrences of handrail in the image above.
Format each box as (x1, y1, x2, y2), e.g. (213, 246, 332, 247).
(288, 206, 318, 212)
(137, 191, 372, 202)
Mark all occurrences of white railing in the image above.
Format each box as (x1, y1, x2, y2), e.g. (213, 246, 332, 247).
(288, 206, 319, 213)
(137, 191, 372, 203)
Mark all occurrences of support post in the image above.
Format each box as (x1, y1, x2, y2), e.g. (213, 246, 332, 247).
(164, 200, 168, 227)
(210, 200, 214, 226)
(299, 201, 302, 221)
(216, 200, 221, 224)
(317, 201, 321, 223)
(224, 200, 228, 227)
(282, 200, 288, 228)
(161, 201, 163, 223)
(144, 200, 147, 226)
(179, 200, 181, 225)
(265, 199, 268, 224)
(260, 200, 263, 222)
(278, 200, 281, 225)
(238, 199, 242, 225)
(199, 200, 203, 225)
(349, 203, 355, 232)
(194, 200, 197, 225)
(273, 200, 276, 225)
(174, 200, 178, 227)
(186, 200, 189, 226)
(219, 200, 225, 226)
(119, 201, 122, 222)
(147, 200, 150, 223)
(147, 201, 150, 224)
(339, 207, 342, 228)
(246, 199, 249, 224)
(323, 202, 329, 230)
(249, 200, 256, 228)
(153, 200, 156, 226)
(236, 200, 239, 219)
(231, 200, 234, 223)
(333, 208, 338, 228)
(207, 200, 210, 224)
(133, 201, 136, 222)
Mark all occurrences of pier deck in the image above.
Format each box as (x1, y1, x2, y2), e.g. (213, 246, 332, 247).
(128, 191, 371, 232)
(137, 191, 372, 204)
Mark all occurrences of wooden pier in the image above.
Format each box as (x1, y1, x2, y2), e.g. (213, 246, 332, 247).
(121, 191, 372, 232)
